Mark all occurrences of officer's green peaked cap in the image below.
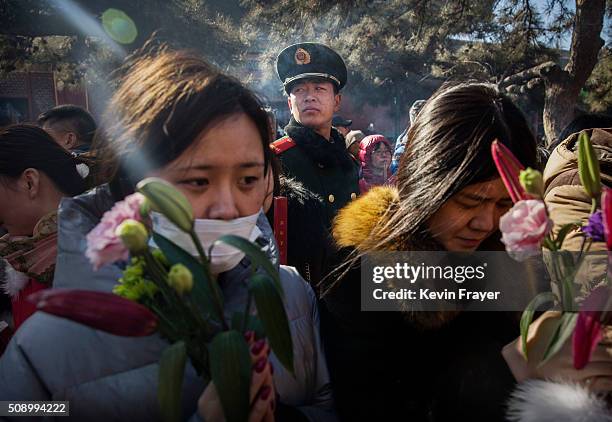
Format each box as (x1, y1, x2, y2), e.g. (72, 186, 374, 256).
(276, 42, 347, 94)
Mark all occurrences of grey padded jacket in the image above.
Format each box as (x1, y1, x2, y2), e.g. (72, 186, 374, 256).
(0, 185, 336, 422)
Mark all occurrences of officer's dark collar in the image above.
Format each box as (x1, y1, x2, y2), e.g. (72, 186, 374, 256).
(284, 117, 355, 171)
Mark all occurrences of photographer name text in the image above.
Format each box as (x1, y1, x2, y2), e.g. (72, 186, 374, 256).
(372, 288, 500, 302)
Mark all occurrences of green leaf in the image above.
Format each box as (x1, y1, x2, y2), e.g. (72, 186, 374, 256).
(560, 273, 578, 312)
(209, 330, 251, 422)
(558, 250, 576, 272)
(555, 223, 580, 248)
(539, 312, 578, 366)
(520, 292, 557, 358)
(231, 312, 265, 339)
(214, 235, 283, 293)
(153, 232, 222, 324)
(249, 274, 294, 375)
(555, 251, 579, 311)
(542, 236, 557, 251)
(158, 341, 187, 422)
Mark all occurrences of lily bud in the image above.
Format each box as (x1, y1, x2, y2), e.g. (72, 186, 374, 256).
(519, 167, 544, 198)
(573, 286, 611, 369)
(577, 131, 601, 199)
(168, 263, 193, 295)
(115, 219, 149, 254)
(136, 178, 194, 233)
(29, 289, 158, 337)
(491, 140, 528, 203)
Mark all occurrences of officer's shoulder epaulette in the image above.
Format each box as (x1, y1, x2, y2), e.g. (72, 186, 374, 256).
(270, 136, 297, 155)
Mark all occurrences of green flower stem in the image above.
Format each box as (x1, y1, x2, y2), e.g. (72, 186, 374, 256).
(149, 301, 179, 334)
(547, 234, 585, 313)
(143, 251, 188, 315)
(550, 252, 572, 311)
(144, 251, 172, 289)
(186, 341, 210, 380)
(185, 299, 213, 339)
(190, 231, 228, 331)
(144, 251, 205, 338)
(578, 236, 587, 258)
(566, 238, 593, 313)
(561, 254, 576, 312)
(561, 273, 575, 312)
(579, 238, 593, 261)
(190, 232, 211, 274)
(573, 236, 593, 279)
(543, 236, 556, 251)
(590, 198, 597, 215)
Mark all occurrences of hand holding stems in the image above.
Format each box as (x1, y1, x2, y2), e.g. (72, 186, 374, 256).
(503, 311, 612, 392)
(198, 331, 276, 422)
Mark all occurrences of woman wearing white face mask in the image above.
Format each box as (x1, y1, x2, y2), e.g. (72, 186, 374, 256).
(0, 46, 336, 422)
(151, 211, 264, 275)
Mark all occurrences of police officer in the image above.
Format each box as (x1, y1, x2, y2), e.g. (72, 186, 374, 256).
(272, 42, 359, 287)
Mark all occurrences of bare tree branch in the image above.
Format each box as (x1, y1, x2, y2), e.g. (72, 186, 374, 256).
(499, 61, 559, 87)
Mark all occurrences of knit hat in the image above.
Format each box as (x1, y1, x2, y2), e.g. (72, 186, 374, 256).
(345, 130, 365, 149)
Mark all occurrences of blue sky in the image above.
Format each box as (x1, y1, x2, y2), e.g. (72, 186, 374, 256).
(527, 0, 609, 49)
(453, 1, 610, 50)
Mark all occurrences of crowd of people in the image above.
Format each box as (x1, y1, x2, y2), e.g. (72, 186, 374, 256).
(0, 40, 612, 421)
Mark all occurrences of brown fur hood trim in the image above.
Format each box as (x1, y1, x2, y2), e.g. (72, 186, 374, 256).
(333, 185, 399, 250)
(332, 185, 461, 330)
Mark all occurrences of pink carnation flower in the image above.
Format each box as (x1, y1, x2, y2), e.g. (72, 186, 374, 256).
(499, 199, 552, 261)
(86, 193, 145, 270)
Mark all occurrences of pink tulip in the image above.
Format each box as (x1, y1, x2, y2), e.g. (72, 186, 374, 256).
(573, 286, 611, 369)
(85, 193, 145, 270)
(491, 140, 529, 203)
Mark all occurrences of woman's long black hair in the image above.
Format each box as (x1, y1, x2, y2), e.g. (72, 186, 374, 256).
(0, 124, 86, 196)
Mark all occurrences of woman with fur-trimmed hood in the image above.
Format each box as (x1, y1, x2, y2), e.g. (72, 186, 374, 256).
(319, 83, 612, 421)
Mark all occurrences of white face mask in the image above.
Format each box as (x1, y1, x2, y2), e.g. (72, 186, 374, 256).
(151, 210, 262, 275)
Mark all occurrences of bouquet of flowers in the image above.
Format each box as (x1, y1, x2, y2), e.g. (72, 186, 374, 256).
(30, 178, 293, 422)
(492, 134, 612, 370)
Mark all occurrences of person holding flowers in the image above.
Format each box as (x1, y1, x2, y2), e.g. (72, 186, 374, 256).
(496, 128, 612, 420)
(0, 45, 335, 422)
(320, 82, 538, 421)
(320, 82, 612, 421)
